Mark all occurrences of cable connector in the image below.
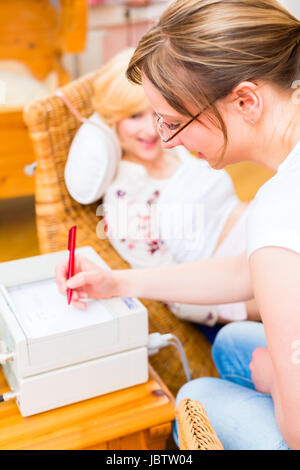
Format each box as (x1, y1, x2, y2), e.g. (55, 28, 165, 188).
(0, 391, 18, 403)
(148, 332, 191, 382)
(148, 333, 173, 356)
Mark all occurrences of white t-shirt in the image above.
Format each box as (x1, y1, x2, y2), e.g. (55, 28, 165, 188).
(247, 140, 300, 258)
(103, 146, 240, 268)
(158, 147, 239, 262)
(102, 148, 187, 269)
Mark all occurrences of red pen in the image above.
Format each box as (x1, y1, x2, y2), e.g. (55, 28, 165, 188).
(67, 225, 77, 305)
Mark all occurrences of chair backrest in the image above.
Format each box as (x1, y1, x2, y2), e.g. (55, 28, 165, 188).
(176, 399, 224, 450)
(23, 71, 109, 257)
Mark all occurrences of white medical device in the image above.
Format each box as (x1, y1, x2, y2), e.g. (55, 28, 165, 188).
(0, 246, 148, 416)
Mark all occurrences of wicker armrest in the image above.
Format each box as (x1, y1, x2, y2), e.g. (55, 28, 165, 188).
(176, 398, 223, 450)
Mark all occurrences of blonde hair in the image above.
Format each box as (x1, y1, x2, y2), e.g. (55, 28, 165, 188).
(127, 0, 300, 154)
(93, 48, 148, 128)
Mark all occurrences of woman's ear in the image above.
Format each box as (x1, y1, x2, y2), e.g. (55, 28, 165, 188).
(231, 81, 263, 125)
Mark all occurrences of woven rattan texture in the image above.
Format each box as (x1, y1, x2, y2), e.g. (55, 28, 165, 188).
(176, 398, 223, 450)
(23, 72, 218, 397)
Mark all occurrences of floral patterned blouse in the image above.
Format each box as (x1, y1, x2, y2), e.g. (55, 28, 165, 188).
(102, 159, 178, 269)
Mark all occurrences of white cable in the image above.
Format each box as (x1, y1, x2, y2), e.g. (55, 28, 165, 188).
(147, 332, 191, 382)
(166, 336, 192, 382)
(0, 352, 14, 364)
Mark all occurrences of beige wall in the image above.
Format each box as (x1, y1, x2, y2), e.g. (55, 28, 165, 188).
(63, 2, 169, 79)
(278, 0, 300, 18)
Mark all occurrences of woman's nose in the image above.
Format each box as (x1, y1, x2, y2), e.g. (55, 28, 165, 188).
(161, 135, 181, 150)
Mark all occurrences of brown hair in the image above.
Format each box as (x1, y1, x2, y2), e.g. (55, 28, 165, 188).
(127, 0, 300, 153)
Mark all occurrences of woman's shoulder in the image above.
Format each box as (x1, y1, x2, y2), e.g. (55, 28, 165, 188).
(250, 155, 300, 211)
(247, 160, 300, 258)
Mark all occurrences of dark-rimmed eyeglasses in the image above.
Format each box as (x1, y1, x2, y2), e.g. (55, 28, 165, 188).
(155, 105, 209, 143)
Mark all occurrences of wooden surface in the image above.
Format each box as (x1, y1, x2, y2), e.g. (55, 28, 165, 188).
(0, 0, 87, 199)
(0, 111, 36, 199)
(0, 365, 175, 450)
(0, 196, 39, 263)
(61, 0, 87, 54)
(0, 0, 86, 81)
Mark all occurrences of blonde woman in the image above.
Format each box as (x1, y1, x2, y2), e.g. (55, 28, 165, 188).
(57, 0, 300, 448)
(65, 48, 258, 326)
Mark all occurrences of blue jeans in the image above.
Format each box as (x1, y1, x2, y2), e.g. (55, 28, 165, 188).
(174, 321, 289, 450)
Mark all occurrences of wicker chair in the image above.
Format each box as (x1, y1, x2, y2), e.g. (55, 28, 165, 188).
(23, 71, 218, 398)
(176, 399, 223, 450)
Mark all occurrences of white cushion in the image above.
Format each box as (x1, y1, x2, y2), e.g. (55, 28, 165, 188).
(64, 112, 121, 204)
(0, 69, 49, 106)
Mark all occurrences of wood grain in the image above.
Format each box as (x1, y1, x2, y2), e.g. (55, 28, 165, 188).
(0, 196, 39, 263)
(0, 0, 87, 199)
(0, 366, 175, 450)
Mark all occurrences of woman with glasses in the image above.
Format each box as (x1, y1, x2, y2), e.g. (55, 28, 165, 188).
(57, 0, 300, 449)
(64, 48, 257, 326)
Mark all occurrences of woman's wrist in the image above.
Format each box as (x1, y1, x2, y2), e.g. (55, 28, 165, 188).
(112, 269, 137, 298)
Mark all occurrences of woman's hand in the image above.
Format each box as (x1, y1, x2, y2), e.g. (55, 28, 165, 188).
(249, 346, 273, 395)
(55, 255, 119, 309)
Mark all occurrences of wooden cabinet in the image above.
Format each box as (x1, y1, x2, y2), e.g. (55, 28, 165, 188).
(0, 0, 87, 199)
(0, 111, 36, 199)
(0, 365, 175, 450)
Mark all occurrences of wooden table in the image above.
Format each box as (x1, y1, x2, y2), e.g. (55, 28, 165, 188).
(0, 365, 175, 450)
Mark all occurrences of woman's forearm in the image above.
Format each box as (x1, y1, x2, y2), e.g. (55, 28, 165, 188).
(266, 361, 300, 449)
(115, 251, 253, 305)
